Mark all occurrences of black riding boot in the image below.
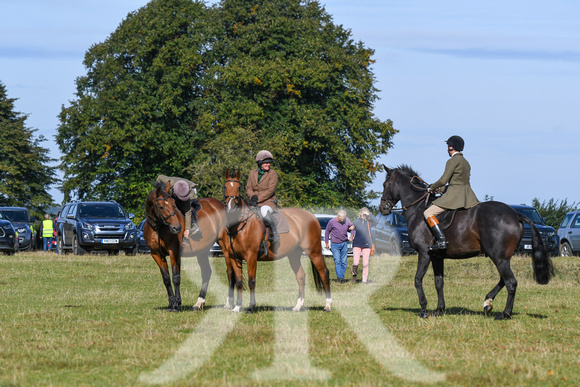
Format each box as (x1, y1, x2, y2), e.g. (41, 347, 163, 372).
(351, 265, 359, 283)
(262, 212, 280, 246)
(426, 216, 447, 251)
(190, 200, 202, 237)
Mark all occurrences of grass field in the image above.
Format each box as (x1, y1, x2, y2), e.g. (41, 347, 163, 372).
(0, 251, 578, 386)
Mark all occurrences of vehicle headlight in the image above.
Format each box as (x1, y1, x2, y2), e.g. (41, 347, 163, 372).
(547, 231, 555, 237)
(401, 232, 408, 237)
(81, 222, 94, 231)
(125, 222, 135, 230)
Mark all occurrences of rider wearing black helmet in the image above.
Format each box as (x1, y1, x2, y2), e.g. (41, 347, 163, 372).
(246, 150, 280, 246)
(423, 135, 479, 251)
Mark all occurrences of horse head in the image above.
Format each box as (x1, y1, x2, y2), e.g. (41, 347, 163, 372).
(224, 168, 242, 212)
(380, 164, 429, 215)
(380, 165, 399, 215)
(152, 181, 183, 234)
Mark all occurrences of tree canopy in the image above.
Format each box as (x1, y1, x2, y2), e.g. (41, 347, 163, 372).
(0, 81, 56, 218)
(57, 0, 396, 217)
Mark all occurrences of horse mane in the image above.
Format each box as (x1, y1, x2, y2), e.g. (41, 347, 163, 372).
(394, 164, 421, 179)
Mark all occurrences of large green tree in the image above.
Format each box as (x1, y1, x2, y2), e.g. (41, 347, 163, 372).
(57, 0, 396, 216)
(57, 0, 208, 213)
(190, 0, 396, 208)
(0, 82, 57, 218)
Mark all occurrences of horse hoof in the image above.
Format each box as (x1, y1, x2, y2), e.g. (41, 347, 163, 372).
(192, 306, 201, 312)
(232, 306, 241, 313)
(484, 305, 492, 316)
(419, 312, 429, 319)
(323, 307, 332, 313)
(246, 308, 255, 314)
(495, 312, 511, 321)
(432, 309, 445, 317)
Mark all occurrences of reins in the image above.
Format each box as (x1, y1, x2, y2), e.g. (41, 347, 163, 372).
(402, 176, 432, 211)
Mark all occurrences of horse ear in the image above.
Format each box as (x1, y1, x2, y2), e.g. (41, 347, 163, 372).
(165, 181, 171, 193)
(383, 164, 392, 175)
(225, 169, 230, 179)
(236, 169, 240, 179)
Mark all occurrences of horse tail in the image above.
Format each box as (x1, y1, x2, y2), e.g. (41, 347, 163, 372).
(518, 214, 554, 285)
(311, 261, 325, 295)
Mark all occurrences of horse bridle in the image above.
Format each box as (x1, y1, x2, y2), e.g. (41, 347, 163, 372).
(382, 174, 432, 212)
(146, 191, 179, 229)
(224, 179, 242, 207)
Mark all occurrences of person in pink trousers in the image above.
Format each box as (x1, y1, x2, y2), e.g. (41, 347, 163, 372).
(350, 207, 378, 283)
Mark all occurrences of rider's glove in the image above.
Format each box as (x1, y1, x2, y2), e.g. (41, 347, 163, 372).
(249, 195, 258, 207)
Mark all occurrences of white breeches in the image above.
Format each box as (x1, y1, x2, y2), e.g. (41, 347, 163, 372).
(260, 205, 273, 217)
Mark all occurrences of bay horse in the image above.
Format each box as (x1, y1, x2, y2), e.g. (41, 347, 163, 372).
(144, 181, 226, 311)
(379, 165, 554, 320)
(219, 169, 332, 313)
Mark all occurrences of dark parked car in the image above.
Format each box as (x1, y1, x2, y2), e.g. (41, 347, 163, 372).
(136, 219, 150, 254)
(557, 210, 580, 257)
(0, 207, 36, 251)
(509, 205, 559, 256)
(373, 211, 416, 256)
(0, 212, 18, 255)
(56, 200, 138, 255)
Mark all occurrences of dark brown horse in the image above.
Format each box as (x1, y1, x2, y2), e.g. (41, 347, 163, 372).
(379, 165, 554, 320)
(218, 169, 332, 313)
(144, 181, 226, 311)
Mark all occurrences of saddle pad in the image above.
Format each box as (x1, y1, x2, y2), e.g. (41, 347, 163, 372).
(274, 212, 290, 234)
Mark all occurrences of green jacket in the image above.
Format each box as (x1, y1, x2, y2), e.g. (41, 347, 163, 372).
(430, 153, 479, 210)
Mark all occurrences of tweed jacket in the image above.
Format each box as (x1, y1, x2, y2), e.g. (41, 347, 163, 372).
(156, 175, 197, 230)
(430, 153, 479, 210)
(246, 169, 278, 210)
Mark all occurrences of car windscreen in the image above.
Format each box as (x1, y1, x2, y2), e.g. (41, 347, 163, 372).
(0, 210, 28, 222)
(394, 212, 407, 226)
(317, 217, 333, 229)
(79, 203, 126, 218)
(513, 208, 543, 225)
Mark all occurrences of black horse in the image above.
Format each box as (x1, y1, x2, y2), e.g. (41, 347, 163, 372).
(379, 165, 554, 320)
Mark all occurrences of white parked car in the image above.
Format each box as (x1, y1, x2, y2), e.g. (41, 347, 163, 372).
(314, 214, 353, 257)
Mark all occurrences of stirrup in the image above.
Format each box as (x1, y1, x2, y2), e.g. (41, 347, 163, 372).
(429, 240, 448, 251)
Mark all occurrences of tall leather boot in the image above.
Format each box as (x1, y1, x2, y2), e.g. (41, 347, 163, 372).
(189, 200, 202, 237)
(262, 212, 280, 246)
(351, 265, 359, 283)
(426, 216, 447, 251)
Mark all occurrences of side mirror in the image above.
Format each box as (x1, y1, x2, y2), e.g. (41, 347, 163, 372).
(129, 213, 135, 220)
(66, 214, 75, 219)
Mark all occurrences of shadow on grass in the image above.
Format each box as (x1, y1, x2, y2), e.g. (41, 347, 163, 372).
(385, 307, 548, 319)
(153, 304, 327, 313)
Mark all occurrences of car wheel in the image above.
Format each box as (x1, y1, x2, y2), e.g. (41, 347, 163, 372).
(125, 245, 138, 256)
(57, 237, 66, 255)
(560, 241, 572, 257)
(73, 234, 85, 256)
(389, 239, 402, 256)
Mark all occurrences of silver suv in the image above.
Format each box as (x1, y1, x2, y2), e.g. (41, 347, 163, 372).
(557, 211, 580, 256)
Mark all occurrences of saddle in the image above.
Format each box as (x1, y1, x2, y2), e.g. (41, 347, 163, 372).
(435, 208, 467, 230)
(258, 211, 289, 258)
(257, 211, 290, 235)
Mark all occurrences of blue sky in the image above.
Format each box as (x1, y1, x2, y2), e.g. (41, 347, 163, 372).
(1, 0, 579, 207)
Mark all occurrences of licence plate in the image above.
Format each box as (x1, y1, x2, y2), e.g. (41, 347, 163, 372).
(102, 239, 119, 244)
(524, 244, 532, 250)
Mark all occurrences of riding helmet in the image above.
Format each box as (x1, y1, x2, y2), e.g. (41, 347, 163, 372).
(256, 150, 274, 166)
(445, 135, 464, 151)
(173, 180, 190, 201)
